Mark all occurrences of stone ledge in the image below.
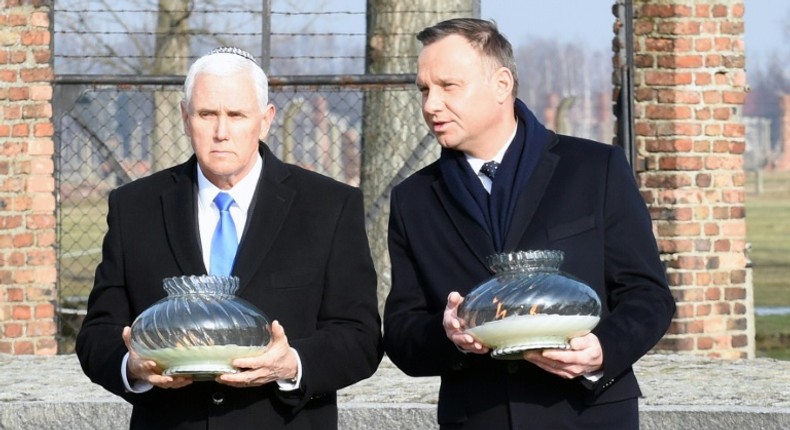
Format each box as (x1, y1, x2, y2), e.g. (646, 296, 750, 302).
(2, 402, 788, 430)
(1, 353, 789, 429)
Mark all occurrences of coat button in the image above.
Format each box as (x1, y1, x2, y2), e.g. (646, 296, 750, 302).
(212, 392, 225, 405)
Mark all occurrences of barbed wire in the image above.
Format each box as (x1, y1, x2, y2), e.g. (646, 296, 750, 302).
(54, 54, 419, 61)
(53, 8, 469, 14)
(54, 31, 423, 37)
(54, 30, 367, 37)
(53, 6, 471, 69)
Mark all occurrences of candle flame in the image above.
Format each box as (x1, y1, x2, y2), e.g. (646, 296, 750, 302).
(495, 300, 508, 320)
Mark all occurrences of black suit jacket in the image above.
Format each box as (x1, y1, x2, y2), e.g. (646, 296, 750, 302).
(76, 144, 382, 430)
(383, 111, 676, 428)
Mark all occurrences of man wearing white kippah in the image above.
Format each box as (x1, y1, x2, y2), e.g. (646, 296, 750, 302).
(76, 47, 382, 430)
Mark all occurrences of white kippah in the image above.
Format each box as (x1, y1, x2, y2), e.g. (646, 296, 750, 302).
(206, 46, 257, 64)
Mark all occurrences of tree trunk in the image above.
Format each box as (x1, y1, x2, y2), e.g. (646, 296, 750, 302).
(152, 0, 191, 172)
(363, 0, 477, 315)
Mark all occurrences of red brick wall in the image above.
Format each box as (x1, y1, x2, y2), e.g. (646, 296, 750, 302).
(0, 1, 57, 355)
(615, 0, 752, 358)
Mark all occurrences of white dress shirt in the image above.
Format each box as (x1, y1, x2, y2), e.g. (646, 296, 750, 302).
(196, 155, 262, 270)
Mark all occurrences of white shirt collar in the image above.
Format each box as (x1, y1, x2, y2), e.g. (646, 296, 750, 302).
(196, 153, 262, 215)
(466, 124, 518, 174)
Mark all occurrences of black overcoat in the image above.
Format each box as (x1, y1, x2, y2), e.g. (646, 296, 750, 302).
(77, 144, 382, 429)
(384, 101, 676, 429)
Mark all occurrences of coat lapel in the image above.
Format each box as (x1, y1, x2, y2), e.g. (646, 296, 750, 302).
(503, 136, 560, 251)
(233, 145, 294, 295)
(161, 157, 207, 276)
(432, 180, 496, 270)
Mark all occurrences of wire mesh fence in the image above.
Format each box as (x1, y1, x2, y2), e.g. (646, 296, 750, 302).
(50, 0, 618, 352)
(54, 77, 430, 352)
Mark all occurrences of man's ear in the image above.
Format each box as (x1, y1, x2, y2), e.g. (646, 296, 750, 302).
(180, 100, 191, 137)
(493, 66, 515, 104)
(259, 103, 277, 141)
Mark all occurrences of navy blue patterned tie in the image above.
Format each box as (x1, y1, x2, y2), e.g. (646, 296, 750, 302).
(480, 160, 499, 180)
(209, 192, 238, 276)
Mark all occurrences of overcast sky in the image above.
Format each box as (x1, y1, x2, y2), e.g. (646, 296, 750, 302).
(482, 0, 789, 70)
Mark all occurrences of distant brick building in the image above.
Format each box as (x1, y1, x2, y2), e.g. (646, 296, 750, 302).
(1, 0, 753, 358)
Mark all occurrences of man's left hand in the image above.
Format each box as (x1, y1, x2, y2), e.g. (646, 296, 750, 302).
(217, 320, 298, 388)
(523, 332, 603, 379)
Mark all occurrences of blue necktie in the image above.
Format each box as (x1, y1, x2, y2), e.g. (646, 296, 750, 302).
(209, 192, 238, 276)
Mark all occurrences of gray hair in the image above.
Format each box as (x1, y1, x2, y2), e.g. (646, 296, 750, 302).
(183, 48, 268, 112)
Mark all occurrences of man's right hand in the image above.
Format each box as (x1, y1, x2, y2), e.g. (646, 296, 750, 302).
(443, 292, 490, 354)
(122, 326, 192, 389)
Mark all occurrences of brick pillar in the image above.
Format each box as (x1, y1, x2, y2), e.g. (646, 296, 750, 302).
(615, 0, 752, 358)
(0, 1, 58, 355)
